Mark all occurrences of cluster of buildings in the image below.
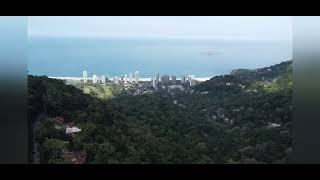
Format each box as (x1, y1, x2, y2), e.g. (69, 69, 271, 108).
(82, 70, 199, 88)
(112, 71, 140, 84)
(151, 73, 198, 89)
(82, 70, 140, 85)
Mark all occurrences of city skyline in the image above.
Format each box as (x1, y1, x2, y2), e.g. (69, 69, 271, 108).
(78, 69, 201, 89)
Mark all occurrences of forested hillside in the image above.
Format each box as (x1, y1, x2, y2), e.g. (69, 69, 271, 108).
(28, 61, 293, 164)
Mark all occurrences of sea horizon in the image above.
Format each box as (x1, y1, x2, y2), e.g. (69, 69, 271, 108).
(28, 36, 292, 77)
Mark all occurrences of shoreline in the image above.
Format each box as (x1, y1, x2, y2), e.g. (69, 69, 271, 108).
(49, 76, 213, 82)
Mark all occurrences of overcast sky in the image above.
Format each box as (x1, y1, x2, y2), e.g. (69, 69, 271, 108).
(28, 16, 292, 40)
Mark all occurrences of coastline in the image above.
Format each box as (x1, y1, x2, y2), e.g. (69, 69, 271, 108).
(49, 76, 213, 82)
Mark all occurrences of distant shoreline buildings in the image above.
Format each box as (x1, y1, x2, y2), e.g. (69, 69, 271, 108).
(53, 71, 210, 87)
(81, 70, 142, 85)
(135, 71, 140, 83)
(92, 74, 98, 84)
(82, 71, 88, 83)
(149, 73, 199, 88)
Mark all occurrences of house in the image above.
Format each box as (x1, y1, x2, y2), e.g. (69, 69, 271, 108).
(267, 123, 281, 128)
(201, 91, 209, 95)
(66, 126, 81, 134)
(173, 100, 178, 104)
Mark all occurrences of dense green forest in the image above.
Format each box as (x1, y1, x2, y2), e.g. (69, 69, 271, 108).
(28, 61, 293, 164)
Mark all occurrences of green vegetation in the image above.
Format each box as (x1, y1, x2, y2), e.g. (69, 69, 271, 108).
(249, 63, 293, 93)
(83, 85, 113, 99)
(42, 138, 67, 164)
(28, 60, 293, 164)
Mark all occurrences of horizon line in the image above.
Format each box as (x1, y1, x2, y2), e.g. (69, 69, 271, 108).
(28, 34, 292, 42)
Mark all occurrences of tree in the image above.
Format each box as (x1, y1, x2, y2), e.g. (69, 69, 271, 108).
(42, 138, 65, 163)
(94, 142, 116, 164)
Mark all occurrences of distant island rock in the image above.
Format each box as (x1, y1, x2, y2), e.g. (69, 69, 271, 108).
(201, 50, 218, 56)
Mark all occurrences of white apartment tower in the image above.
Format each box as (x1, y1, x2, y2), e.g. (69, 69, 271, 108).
(135, 71, 140, 83)
(124, 74, 128, 83)
(101, 75, 106, 84)
(152, 78, 157, 88)
(93, 74, 98, 84)
(129, 73, 133, 83)
(83, 71, 88, 83)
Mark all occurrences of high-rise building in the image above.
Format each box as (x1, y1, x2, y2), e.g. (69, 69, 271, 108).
(124, 74, 128, 83)
(190, 79, 197, 86)
(83, 71, 88, 83)
(181, 75, 187, 84)
(135, 71, 140, 83)
(152, 78, 157, 89)
(161, 75, 170, 84)
(171, 75, 177, 83)
(156, 73, 160, 83)
(129, 73, 133, 83)
(101, 75, 106, 84)
(93, 74, 98, 84)
(188, 75, 195, 82)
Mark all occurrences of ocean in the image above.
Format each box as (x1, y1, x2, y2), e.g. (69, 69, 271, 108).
(28, 37, 292, 78)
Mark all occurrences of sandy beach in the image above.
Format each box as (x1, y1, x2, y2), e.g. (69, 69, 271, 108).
(49, 76, 213, 82)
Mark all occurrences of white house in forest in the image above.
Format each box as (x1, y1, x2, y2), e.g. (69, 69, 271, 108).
(66, 126, 81, 134)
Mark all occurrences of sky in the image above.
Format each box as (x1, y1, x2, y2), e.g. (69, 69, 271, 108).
(0, 16, 27, 74)
(28, 16, 292, 41)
